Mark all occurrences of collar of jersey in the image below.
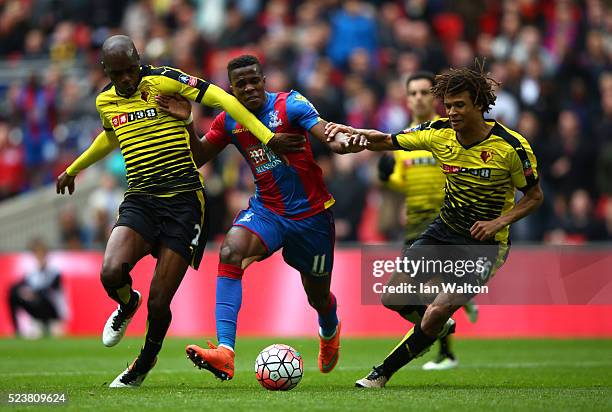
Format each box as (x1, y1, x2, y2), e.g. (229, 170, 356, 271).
(455, 119, 497, 149)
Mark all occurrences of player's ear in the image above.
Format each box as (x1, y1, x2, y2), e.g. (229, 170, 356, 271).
(262, 75, 266, 85)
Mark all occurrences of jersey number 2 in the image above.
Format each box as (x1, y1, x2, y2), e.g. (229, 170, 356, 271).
(191, 224, 201, 246)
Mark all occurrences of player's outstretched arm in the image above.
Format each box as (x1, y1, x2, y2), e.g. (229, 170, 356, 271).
(309, 121, 366, 154)
(56, 131, 119, 195)
(324, 122, 396, 151)
(470, 181, 544, 241)
(201, 84, 305, 154)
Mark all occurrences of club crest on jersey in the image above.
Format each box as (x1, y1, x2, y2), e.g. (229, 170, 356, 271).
(179, 74, 198, 87)
(480, 150, 493, 163)
(268, 110, 283, 128)
(141, 90, 149, 102)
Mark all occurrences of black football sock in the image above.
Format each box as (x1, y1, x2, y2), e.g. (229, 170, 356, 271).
(139, 312, 171, 368)
(439, 335, 454, 359)
(380, 322, 437, 377)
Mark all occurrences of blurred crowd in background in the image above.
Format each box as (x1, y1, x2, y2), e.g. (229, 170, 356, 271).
(0, 0, 611, 248)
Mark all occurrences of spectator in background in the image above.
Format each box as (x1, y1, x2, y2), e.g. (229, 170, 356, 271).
(561, 189, 607, 242)
(87, 172, 123, 249)
(326, 154, 368, 242)
(540, 109, 597, 197)
(0, 119, 24, 200)
(326, 1, 377, 69)
(7, 238, 67, 337)
(489, 61, 520, 129)
(57, 203, 86, 250)
(13, 72, 59, 189)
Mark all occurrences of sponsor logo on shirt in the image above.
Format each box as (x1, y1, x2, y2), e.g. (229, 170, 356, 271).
(247, 143, 283, 174)
(442, 163, 491, 179)
(111, 108, 157, 128)
(238, 211, 254, 223)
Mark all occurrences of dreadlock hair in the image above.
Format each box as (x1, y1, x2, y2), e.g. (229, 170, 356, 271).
(431, 58, 500, 114)
(227, 55, 263, 81)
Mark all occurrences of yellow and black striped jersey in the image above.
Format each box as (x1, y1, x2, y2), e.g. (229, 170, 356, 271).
(96, 65, 210, 196)
(392, 118, 538, 244)
(386, 116, 445, 241)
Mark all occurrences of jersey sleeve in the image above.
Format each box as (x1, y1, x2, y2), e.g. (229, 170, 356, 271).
(286, 90, 321, 131)
(205, 113, 230, 149)
(154, 66, 274, 144)
(154, 67, 211, 103)
(391, 121, 435, 151)
(508, 138, 539, 192)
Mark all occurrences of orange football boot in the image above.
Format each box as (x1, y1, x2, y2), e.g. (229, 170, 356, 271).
(318, 321, 341, 373)
(186, 341, 235, 380)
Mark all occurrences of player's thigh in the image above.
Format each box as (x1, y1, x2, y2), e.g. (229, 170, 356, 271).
(102, 225, 152, 281)
(231, 204, 285, 262)
(157, 190, 208, 270)
(149, 246, 190, 308)
(220, 226, 268, 269)
(283, 210, 335, 277)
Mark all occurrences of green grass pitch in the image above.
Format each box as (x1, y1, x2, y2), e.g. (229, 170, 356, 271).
(1, 337, 611, 411)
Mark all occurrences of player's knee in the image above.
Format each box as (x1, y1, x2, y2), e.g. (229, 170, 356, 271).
(219, 244, 244, 267)
(421, 305, 453, 335)
(100, 260, 127, 286)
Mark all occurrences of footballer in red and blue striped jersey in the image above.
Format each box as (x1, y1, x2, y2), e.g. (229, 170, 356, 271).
(166, 55, 366, 380)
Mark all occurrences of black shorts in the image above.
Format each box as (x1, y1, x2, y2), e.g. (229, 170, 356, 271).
(115, 190, 208, 269)
(402, 216, 510, 300)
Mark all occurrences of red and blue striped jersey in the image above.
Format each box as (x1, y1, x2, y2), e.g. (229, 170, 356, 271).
(206, 90, 335, 219)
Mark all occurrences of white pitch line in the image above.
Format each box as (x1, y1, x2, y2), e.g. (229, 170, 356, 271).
(1, 360, 612, 378)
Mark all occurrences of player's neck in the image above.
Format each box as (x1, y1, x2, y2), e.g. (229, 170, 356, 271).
(456, 118, 492, 146)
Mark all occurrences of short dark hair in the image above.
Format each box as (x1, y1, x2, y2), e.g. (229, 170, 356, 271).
(227, 55, 263, 80)
(431, 59, 500, 113)
(406, 71, 435, 89)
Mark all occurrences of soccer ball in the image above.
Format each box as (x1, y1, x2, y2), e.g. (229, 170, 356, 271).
(254, 344, 303, 391)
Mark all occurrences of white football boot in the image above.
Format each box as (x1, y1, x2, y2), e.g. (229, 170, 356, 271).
(102, 291, 142, 347)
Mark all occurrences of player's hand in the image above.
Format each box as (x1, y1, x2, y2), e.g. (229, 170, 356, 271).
(155, 93, 191, 120)
(267, 133, 306, 154)
(470, 219, 505, 241)
(377, 154, 395, 181)
(336, 132, 367, 153)
(325, 122, 357, 141)
(56, 171, 76, 195)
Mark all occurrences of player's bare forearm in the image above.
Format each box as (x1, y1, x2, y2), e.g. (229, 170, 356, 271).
(325, 122, 395, 151)
(365, 135, 396, 151)
(186, 122, 206, 167)
(497, 181, 544, 227)
(470, 182, 543, 240)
